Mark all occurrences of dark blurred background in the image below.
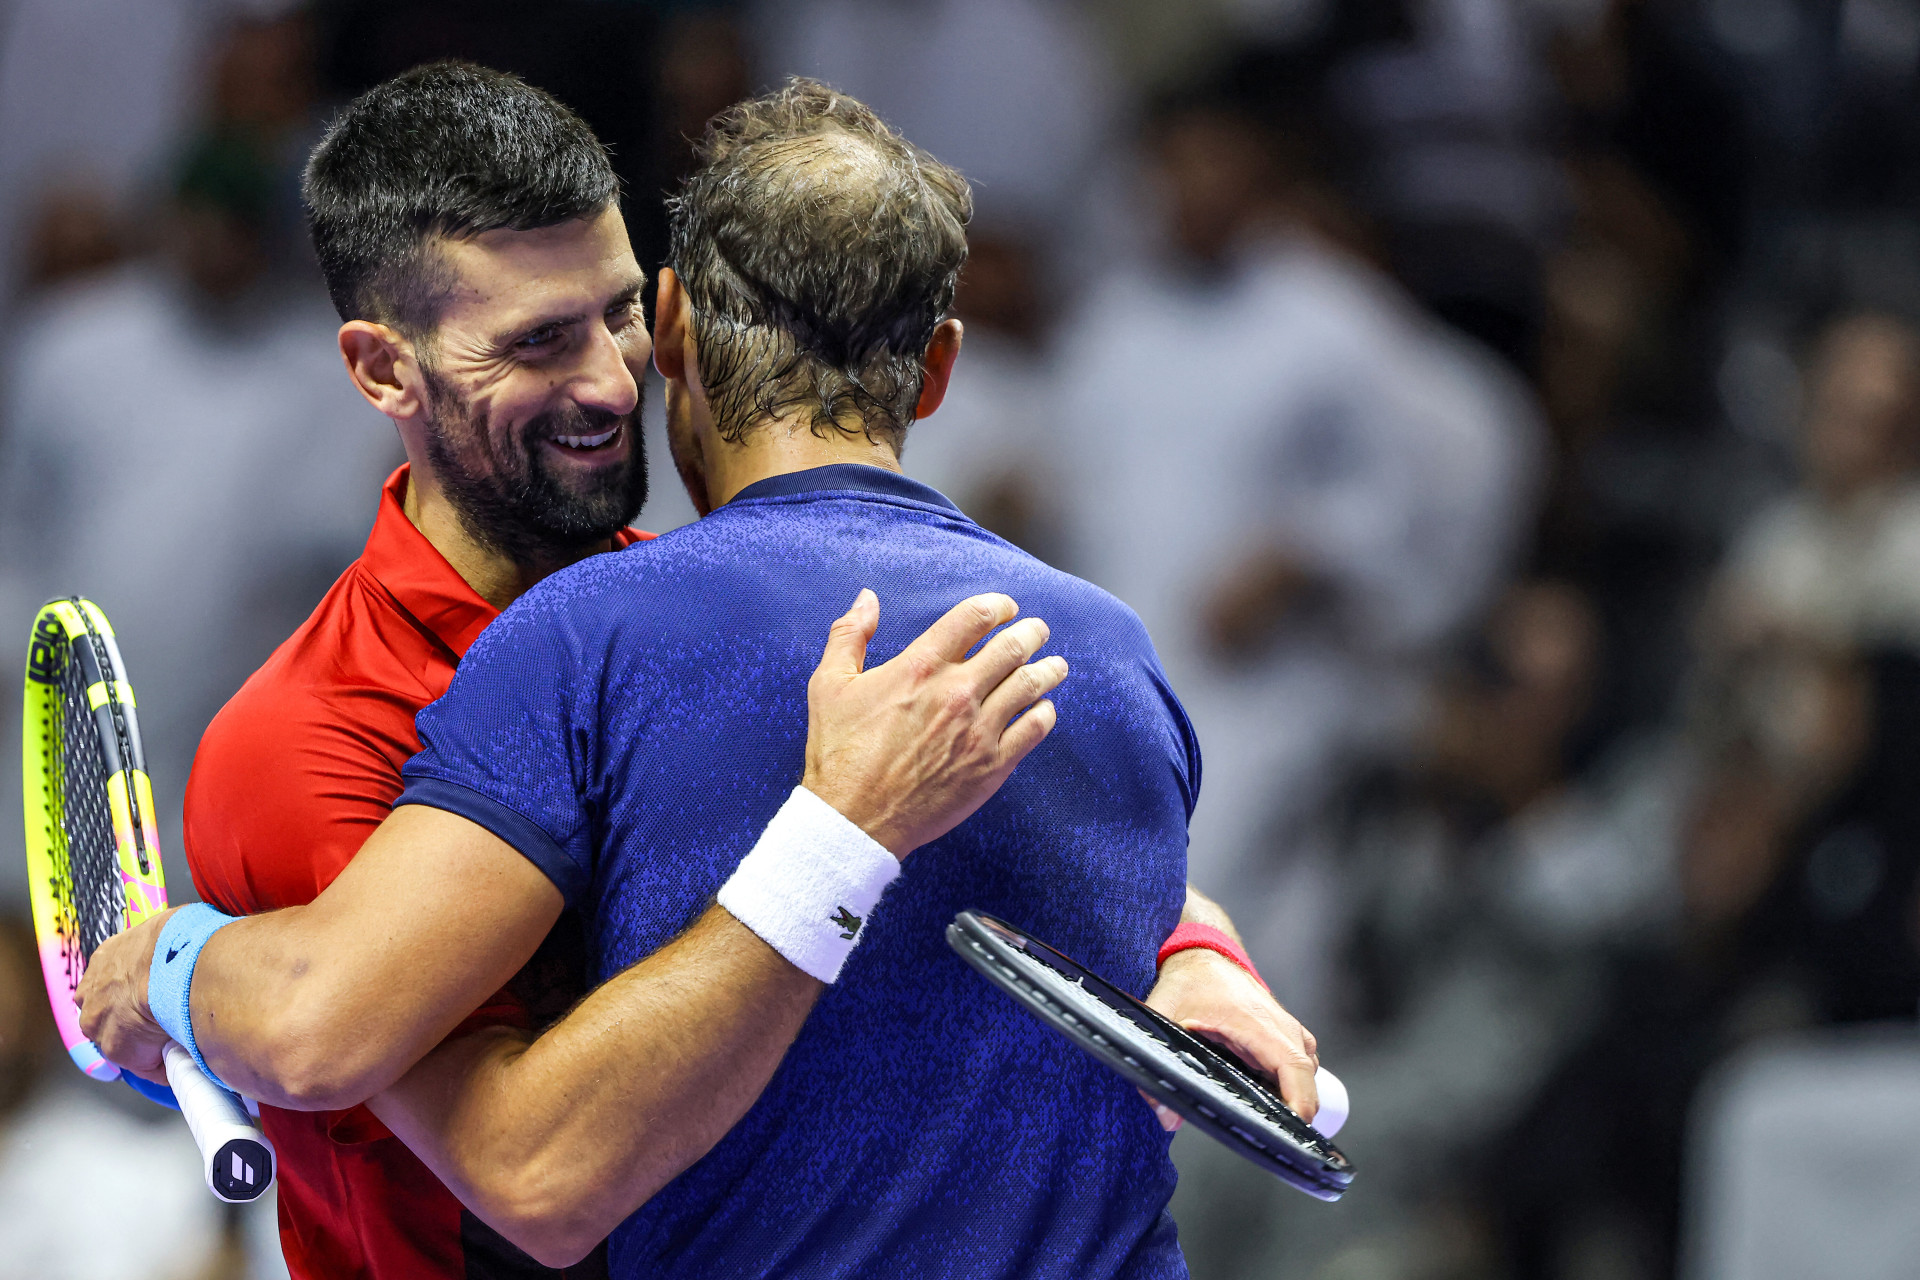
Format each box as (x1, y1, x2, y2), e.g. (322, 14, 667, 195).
(5, 1, 1920, 1277)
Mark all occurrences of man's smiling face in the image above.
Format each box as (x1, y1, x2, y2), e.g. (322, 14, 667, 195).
(416, 205, 653, 564)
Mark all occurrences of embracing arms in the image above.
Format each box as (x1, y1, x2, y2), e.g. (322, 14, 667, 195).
(76, 590, 1065, 1110)
(366, 883, 1327, 1266)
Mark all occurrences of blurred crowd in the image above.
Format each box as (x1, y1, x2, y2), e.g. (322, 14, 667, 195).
(4, 1, 1920, 1278)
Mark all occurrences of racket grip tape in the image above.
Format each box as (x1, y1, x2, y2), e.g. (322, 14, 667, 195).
(1312, 1067, 1348, 1138)
(163, 1041, 275, 1204)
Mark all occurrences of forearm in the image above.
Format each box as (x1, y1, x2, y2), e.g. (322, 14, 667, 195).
(186, 806, 564, 1110)
(1180, 883, 1243, 943)
(190, 901, 534, 1110)
(370, 904, 821, 1266)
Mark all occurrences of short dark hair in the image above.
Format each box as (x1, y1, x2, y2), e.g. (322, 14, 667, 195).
(667, 78, 971, 446)
(303, 61, 619, 338)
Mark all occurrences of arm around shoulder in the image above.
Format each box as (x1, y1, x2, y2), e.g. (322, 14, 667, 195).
(369, 904, 821, 1267)
(187, 805, 564, 1110)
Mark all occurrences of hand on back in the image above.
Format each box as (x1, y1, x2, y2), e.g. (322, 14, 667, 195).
(803, 590, 1067, 857)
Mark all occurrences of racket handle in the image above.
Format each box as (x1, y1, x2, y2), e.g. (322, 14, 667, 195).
(1312, 1067, 1348, 1138)
(163, 1041, 275, 1204)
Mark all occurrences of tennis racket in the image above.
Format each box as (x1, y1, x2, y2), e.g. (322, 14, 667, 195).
(947, 910, 1354, 1201)
(22, 597, 275, 1203)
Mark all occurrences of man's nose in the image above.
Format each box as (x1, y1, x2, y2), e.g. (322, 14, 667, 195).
(572, 322, 641, 417)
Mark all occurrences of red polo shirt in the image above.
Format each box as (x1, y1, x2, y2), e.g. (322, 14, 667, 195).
(184, 465, 646, 1279)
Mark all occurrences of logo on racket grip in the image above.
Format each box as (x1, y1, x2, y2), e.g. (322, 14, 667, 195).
(830, 907, 862, 940)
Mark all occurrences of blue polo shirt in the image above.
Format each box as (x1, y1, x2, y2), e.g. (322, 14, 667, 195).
(397, 464, 1198, 1279)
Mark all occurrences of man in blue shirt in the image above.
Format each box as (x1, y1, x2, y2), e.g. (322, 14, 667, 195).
(381, 80, 1200, 1278)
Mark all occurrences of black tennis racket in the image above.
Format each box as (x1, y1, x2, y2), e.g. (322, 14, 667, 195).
(947, 910, 1354, 1200)
(22, 597, 275, 1203)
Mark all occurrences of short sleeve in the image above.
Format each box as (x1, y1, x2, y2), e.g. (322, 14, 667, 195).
(186, 681, 419, 913)
(396, 616, 597, 907)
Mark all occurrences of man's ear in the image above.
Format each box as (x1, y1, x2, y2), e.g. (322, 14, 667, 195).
(914, 319, 964, 420)
(339, 321, 427, 420)
(652, 268, 691, 383)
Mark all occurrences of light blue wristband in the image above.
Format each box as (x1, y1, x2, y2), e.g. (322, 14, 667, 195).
(147, 902, 238, 1092)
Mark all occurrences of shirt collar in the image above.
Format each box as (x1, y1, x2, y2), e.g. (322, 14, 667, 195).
(358, 465, 649, 660)
(359, 466, 501, 659)
(727, 464, 962, 513)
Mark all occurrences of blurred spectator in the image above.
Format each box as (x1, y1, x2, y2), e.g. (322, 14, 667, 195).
(1048, 76, 1541, 1019)
(899, 228, 1063, 559)
(17, 181, 129, 295)
(0, 0, 212, 302)
(0, 123, 396, 897)
(1489, 641, 1917, 1280)
(1710, 312, 1920, 656)
(1177, 578, 1685, 1280)
(1482, 310, 1920, 1274)
(0, 918, 226, 1277)
(751, 0, 1119, 237)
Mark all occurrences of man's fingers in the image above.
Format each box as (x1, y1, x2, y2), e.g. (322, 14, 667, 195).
(1272, 1056, 1320, 1125)
(981, 654, 1068, 726)
(994, 698, 1057, 768)
(130, 1062, 170, 1088)
(1188, 1019, 1319, 1124)
(814, 588, 880, 682)
(958, 615, 1051, 697)
(907, 593, 1018, 664)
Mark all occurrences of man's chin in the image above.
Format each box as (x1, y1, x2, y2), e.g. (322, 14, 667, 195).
(532, 476, 647, 542)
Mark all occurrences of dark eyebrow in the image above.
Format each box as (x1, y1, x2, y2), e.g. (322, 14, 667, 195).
(495, 273, 648, 349)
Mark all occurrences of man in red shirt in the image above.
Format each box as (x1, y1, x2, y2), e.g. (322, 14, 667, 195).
(185, 466, 645, 1276)
(82, 63, 1322, 1279)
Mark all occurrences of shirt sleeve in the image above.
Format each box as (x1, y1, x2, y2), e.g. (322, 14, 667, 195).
(395, 612, 598, 908)
(185, 681, 420, 913)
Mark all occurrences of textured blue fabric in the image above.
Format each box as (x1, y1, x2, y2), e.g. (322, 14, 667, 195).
(400, 464, 1199, 1280)
(148, 901, 238, 1092)
(398, 775, 586, 905)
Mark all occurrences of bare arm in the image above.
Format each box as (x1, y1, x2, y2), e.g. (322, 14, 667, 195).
(188, 805, 562, 1108)
(1144, 884, 1321, 1124)
(77, 590, 1064, 1114)
(368, 909, 811, 1266)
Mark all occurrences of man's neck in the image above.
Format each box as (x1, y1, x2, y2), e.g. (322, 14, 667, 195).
(402, 466, 612, 612)
(704, 417, 902, 510)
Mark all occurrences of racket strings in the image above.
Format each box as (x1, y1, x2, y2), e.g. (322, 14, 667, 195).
(55, 646, 125, 959)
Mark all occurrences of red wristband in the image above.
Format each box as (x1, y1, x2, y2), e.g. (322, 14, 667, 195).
(1157, 923, 1268, 991)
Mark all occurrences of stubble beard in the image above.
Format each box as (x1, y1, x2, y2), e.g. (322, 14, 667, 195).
(420, 367, 649, 568)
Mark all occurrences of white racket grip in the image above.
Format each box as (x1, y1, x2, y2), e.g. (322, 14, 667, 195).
(163, 1041, 275, 1203)
(1312, 1067, 1348, 1138)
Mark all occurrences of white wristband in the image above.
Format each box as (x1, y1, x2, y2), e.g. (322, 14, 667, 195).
(717, 785, 902, 983)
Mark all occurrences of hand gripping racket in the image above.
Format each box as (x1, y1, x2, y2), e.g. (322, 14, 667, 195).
(22, 598, 275, 1203)
(948, 910, 1354, 1201)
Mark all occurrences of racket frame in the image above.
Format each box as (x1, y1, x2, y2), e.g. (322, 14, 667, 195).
(948, 910, 1354, 1201)
(22, 598, 166, 1079)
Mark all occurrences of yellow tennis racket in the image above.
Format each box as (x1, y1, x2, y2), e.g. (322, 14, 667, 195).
(23, 597, 274, 1203)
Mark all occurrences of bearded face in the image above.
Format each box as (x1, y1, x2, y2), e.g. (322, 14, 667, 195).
(419, 363, 648, 566)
